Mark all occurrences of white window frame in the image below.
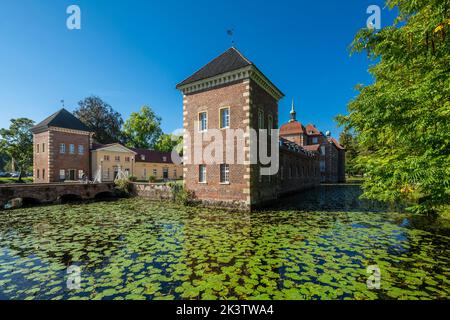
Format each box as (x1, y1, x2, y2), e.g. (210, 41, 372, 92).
(78, 145, 84, 155)
(199, 165, 207, 183)
(69, 144, 75, 154)
(199, 111, 208, 132)
(60, 143, 66, 154)
(219, 107, 230, 129)
(220, 164, 230, 184)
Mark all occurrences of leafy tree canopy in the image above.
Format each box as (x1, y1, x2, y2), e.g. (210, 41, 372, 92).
(122, 106, 162, 149)
(339, 130, 362, 177)
(74, 96, 124, 144)
(154, 133, 183, 154)
(338, 0, 450, 214)
(0, 118, 34, 180)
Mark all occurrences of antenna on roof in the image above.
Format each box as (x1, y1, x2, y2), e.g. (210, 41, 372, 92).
(227, 29, 235, 47)
(61, 100, 65, 108)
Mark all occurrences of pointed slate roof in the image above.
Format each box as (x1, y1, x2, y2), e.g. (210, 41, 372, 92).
(176, 47, 253, 88)
(31, 108, 92, 134)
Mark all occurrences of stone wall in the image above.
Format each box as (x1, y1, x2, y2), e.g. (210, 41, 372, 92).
(131, 183, 173, 201)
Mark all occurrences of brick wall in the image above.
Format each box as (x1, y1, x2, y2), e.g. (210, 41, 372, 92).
(48, 130, 91, 182)
(33, 131, 50, 183)
(183, 80, 250, 206)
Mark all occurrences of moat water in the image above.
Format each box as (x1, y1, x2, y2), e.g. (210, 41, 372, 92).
(0, 184, 449, 300)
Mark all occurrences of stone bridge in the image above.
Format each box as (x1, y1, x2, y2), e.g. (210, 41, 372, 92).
(0, 183, 115, 209)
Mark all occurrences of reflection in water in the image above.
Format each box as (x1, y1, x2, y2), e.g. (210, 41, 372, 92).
(0, 185, 449, 300)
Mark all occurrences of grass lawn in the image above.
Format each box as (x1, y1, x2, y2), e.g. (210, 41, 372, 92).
(0, 177, 33, 184)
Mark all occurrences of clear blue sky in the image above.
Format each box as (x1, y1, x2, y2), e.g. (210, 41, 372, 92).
(0, 0, 396, 137)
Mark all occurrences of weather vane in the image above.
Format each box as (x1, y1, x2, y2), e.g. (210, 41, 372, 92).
(227, 29, 235, 47)
(61, 100, 65, 108)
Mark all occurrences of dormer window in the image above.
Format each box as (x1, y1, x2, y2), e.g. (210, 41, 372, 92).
(163, 156, 167, 162)
(141, 155, 146, 161)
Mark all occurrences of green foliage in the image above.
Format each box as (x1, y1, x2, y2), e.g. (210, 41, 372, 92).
(0, 152, 8, 171)
(154, 133, 183, 155)
(122, 106, 162, 149)
(338, 0, 450, 214)
(168, 182, 194, 205)
(0, 185, 449, 300)
(114, 179, 132, 196)
(339, 130, 362, 176)
(74, 96, 124, 144)
(128, 176, 138, 182)
(0, 118, 34, 180)
(148, 175, 157, 183)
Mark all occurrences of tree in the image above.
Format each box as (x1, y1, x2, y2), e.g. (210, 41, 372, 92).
(154, 133, 183, 154)
(74, 96, 123, 144)
(0, 152, 8, 172)
(0, 118, 34, 181)
(122, 106, 162, 149)
(339, 130, 364, 177)
(338, 0, 450, 214)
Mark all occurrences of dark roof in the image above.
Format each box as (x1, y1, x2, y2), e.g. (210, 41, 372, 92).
(132, 148, 176, 164)
(31, 108, 92, 133)
(176, 47, 253, 88)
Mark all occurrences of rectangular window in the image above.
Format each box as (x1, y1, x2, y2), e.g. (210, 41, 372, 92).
(140, 155, 146, 161)
(174, 169, 177, 178)
(42, 143, 45, 153)
(220, 107, 230, 129)
(320, 161, 326, 173)
(125, 157, 130, 162)
(78, 170, 84, 179)
(143, 168, 147, 178)
(199, 112, 207, 132)
(199, 165, 206, 183)
(220, 164, 230, 184)
(115, 156, 120, 162)
(60, 143, 66, 154)
(104, 155, 110, 161)
(268, 115, 273, 135)
(163, 156, 167, 162)
(36, 144, 40, 153)
(42, 169, 45, 179)
(313, 137, 319, 144)
(37, 169, 40, 179)
(321, 146, 326, 156)
(78, 145, 84, 155)
(258, 110, 264, 129)
(59, 169, 65, 180)
(153, 169, 157, 176)
(69, 144, 75, 154)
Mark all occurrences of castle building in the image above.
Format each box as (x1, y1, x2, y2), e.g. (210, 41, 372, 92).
(31, 109, 93, 183)
(176, 47, 321, 210)
(280, 100, 346, 183)
(31, 109, 182, 183)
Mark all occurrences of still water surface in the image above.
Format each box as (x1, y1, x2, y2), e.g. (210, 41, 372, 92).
(0, 185, 449, 300)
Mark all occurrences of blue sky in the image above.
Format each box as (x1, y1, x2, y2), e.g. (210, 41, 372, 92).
(0, 0, 397, 137)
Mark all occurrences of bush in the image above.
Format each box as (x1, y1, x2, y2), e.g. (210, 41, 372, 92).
(128, 176, 138, 182)
(148, 175, 157, 183)
(168, 182, 194, 205)
(114, 179, 132, 197)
